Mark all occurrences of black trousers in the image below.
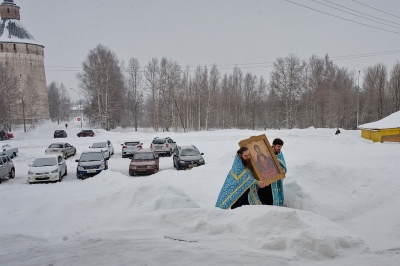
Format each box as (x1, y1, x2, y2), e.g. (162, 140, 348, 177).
(231, 189, 250, 209)
(258, 184, 273, 205)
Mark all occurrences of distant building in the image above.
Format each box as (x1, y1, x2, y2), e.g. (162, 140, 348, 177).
(358, 111, 400, 143)
(0, 0, 49, 120)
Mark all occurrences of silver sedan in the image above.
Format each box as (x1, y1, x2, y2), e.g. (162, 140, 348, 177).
(45, 142, 76, 159)
(1, 144, 18, 158)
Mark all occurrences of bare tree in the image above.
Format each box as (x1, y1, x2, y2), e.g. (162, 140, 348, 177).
(363, 63, 387, 121)
(269, 54, 304, 129)
(126, 58, 144, 131)
(0, 64, 19, 131)
(144, 58, 160, 131)
(389, 61, 400, 112)
(77, 44, 125, 130)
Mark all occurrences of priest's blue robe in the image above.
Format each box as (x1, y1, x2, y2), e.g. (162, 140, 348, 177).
(215, 155, 262, 209)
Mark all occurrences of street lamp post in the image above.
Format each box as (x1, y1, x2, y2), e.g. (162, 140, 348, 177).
(357, 71, 360, 129)
(70, 88, 82, 128)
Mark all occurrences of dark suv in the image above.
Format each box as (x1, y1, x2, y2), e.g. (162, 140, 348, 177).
(77, 130, 95, 137)
(173, 145, 205, 170)
(54, 130, 67, 138)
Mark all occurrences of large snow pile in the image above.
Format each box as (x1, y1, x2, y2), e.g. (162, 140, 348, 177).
(0, 122, 399, 265)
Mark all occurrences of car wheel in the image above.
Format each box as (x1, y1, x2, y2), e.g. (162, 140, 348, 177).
(58, 172, 62, 182)
(64, 153, 67, 159)
(0, 177, 2, 184)
(73, 150, 76, 156)
(0, 136, 3, 141)
(64, 166, 68, 176)
(12, 152, 17, 158)
(9, 168, 15, 179)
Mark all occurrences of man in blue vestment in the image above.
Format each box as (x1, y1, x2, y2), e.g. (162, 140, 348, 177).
(258, 138, 287, 206)
(215, 147, 266, 209)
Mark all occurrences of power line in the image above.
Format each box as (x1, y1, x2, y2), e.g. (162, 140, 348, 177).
(351, 0, 400, 20)
(324, 0, 400, 26)
(283, 0, 400, 34)
(44, 49, 400, 72)
(311, 0, 400, 29)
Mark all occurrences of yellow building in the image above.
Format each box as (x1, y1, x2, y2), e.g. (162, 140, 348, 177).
(358, 111, 400, 143)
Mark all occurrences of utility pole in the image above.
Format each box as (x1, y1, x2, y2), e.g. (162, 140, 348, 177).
(357, 70, 360, 128)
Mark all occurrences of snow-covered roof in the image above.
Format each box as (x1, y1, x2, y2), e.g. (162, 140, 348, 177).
(358, 111, 400, 129)
(0, 18, 39, 45)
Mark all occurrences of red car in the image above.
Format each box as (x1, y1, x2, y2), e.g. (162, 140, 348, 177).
(6, 132, 13, 139)
(77, 130, 95, 137)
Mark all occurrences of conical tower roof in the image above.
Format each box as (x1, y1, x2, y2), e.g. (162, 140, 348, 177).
(0, 0, 39, 45)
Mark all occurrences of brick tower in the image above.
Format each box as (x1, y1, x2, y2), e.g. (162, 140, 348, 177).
(0, 0, 49, 122)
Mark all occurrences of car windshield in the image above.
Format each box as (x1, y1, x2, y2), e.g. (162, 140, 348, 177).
(125, 142, 140, 146)
(152, 139, 166, 144)
(91, 142, 107, 148)
(180, 148, 200, 156)
(133, 153, 154, 160)
(33, 158, 57, 167)
(79, 152, 104, 162)
(49, 144, 63, 148)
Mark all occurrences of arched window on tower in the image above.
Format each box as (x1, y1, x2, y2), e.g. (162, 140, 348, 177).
(13, 44, 16, 51)
(14, 9, 16, 14)
(1, 43, 3, 50)
(7, 8, 10, 13)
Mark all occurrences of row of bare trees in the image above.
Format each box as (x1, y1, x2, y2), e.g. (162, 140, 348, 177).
(47, 82, 72, 124)
(72, 44, 400, 131)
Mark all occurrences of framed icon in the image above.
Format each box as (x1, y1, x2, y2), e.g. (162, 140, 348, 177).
(238, 134, 285, 186)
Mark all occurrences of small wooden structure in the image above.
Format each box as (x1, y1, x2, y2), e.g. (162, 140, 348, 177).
(359, 111, 400, 143)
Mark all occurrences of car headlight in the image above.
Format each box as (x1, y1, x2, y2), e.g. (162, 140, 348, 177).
(28, 171, 34, 175)
(132, 166, 137, 170)
(147, 165, 154, 169)
(99, 164, 105, 170)
(51, 169, 58, 173)
(78, 165, 84, 171)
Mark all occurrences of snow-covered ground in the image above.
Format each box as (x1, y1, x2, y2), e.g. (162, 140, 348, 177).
(1, 121, 399, 266)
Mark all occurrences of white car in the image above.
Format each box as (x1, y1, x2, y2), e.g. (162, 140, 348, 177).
(121, 141, 143, 158)
(28, 155, 67, 184)
(89, 141, 114, 158)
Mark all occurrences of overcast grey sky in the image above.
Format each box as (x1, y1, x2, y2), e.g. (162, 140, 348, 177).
(15, 0, 400, 99)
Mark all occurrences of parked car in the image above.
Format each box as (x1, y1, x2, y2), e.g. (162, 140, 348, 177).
(121, 141, 143, 158)
(173, 145, 205, 170)
(129, 148, 159, 176)
(76, 150, 108, 180)
(6, 132, 13, 139)
(1, 144, 18, 158)
(0, 130, 9, 141)
(54, 130, 67, 138)
(45, 142, 76, 159)
(77, 130, 95, 137)
(89, 141, 114, 158)
(27, 155, 67, 184)
(0, 154, 15, 184)
(150, 137, 177, 156)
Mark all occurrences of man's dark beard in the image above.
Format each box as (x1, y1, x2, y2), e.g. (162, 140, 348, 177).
(240, 157, 250, 167)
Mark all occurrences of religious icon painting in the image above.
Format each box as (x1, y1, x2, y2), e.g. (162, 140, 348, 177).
(238, 134, 285, 186)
